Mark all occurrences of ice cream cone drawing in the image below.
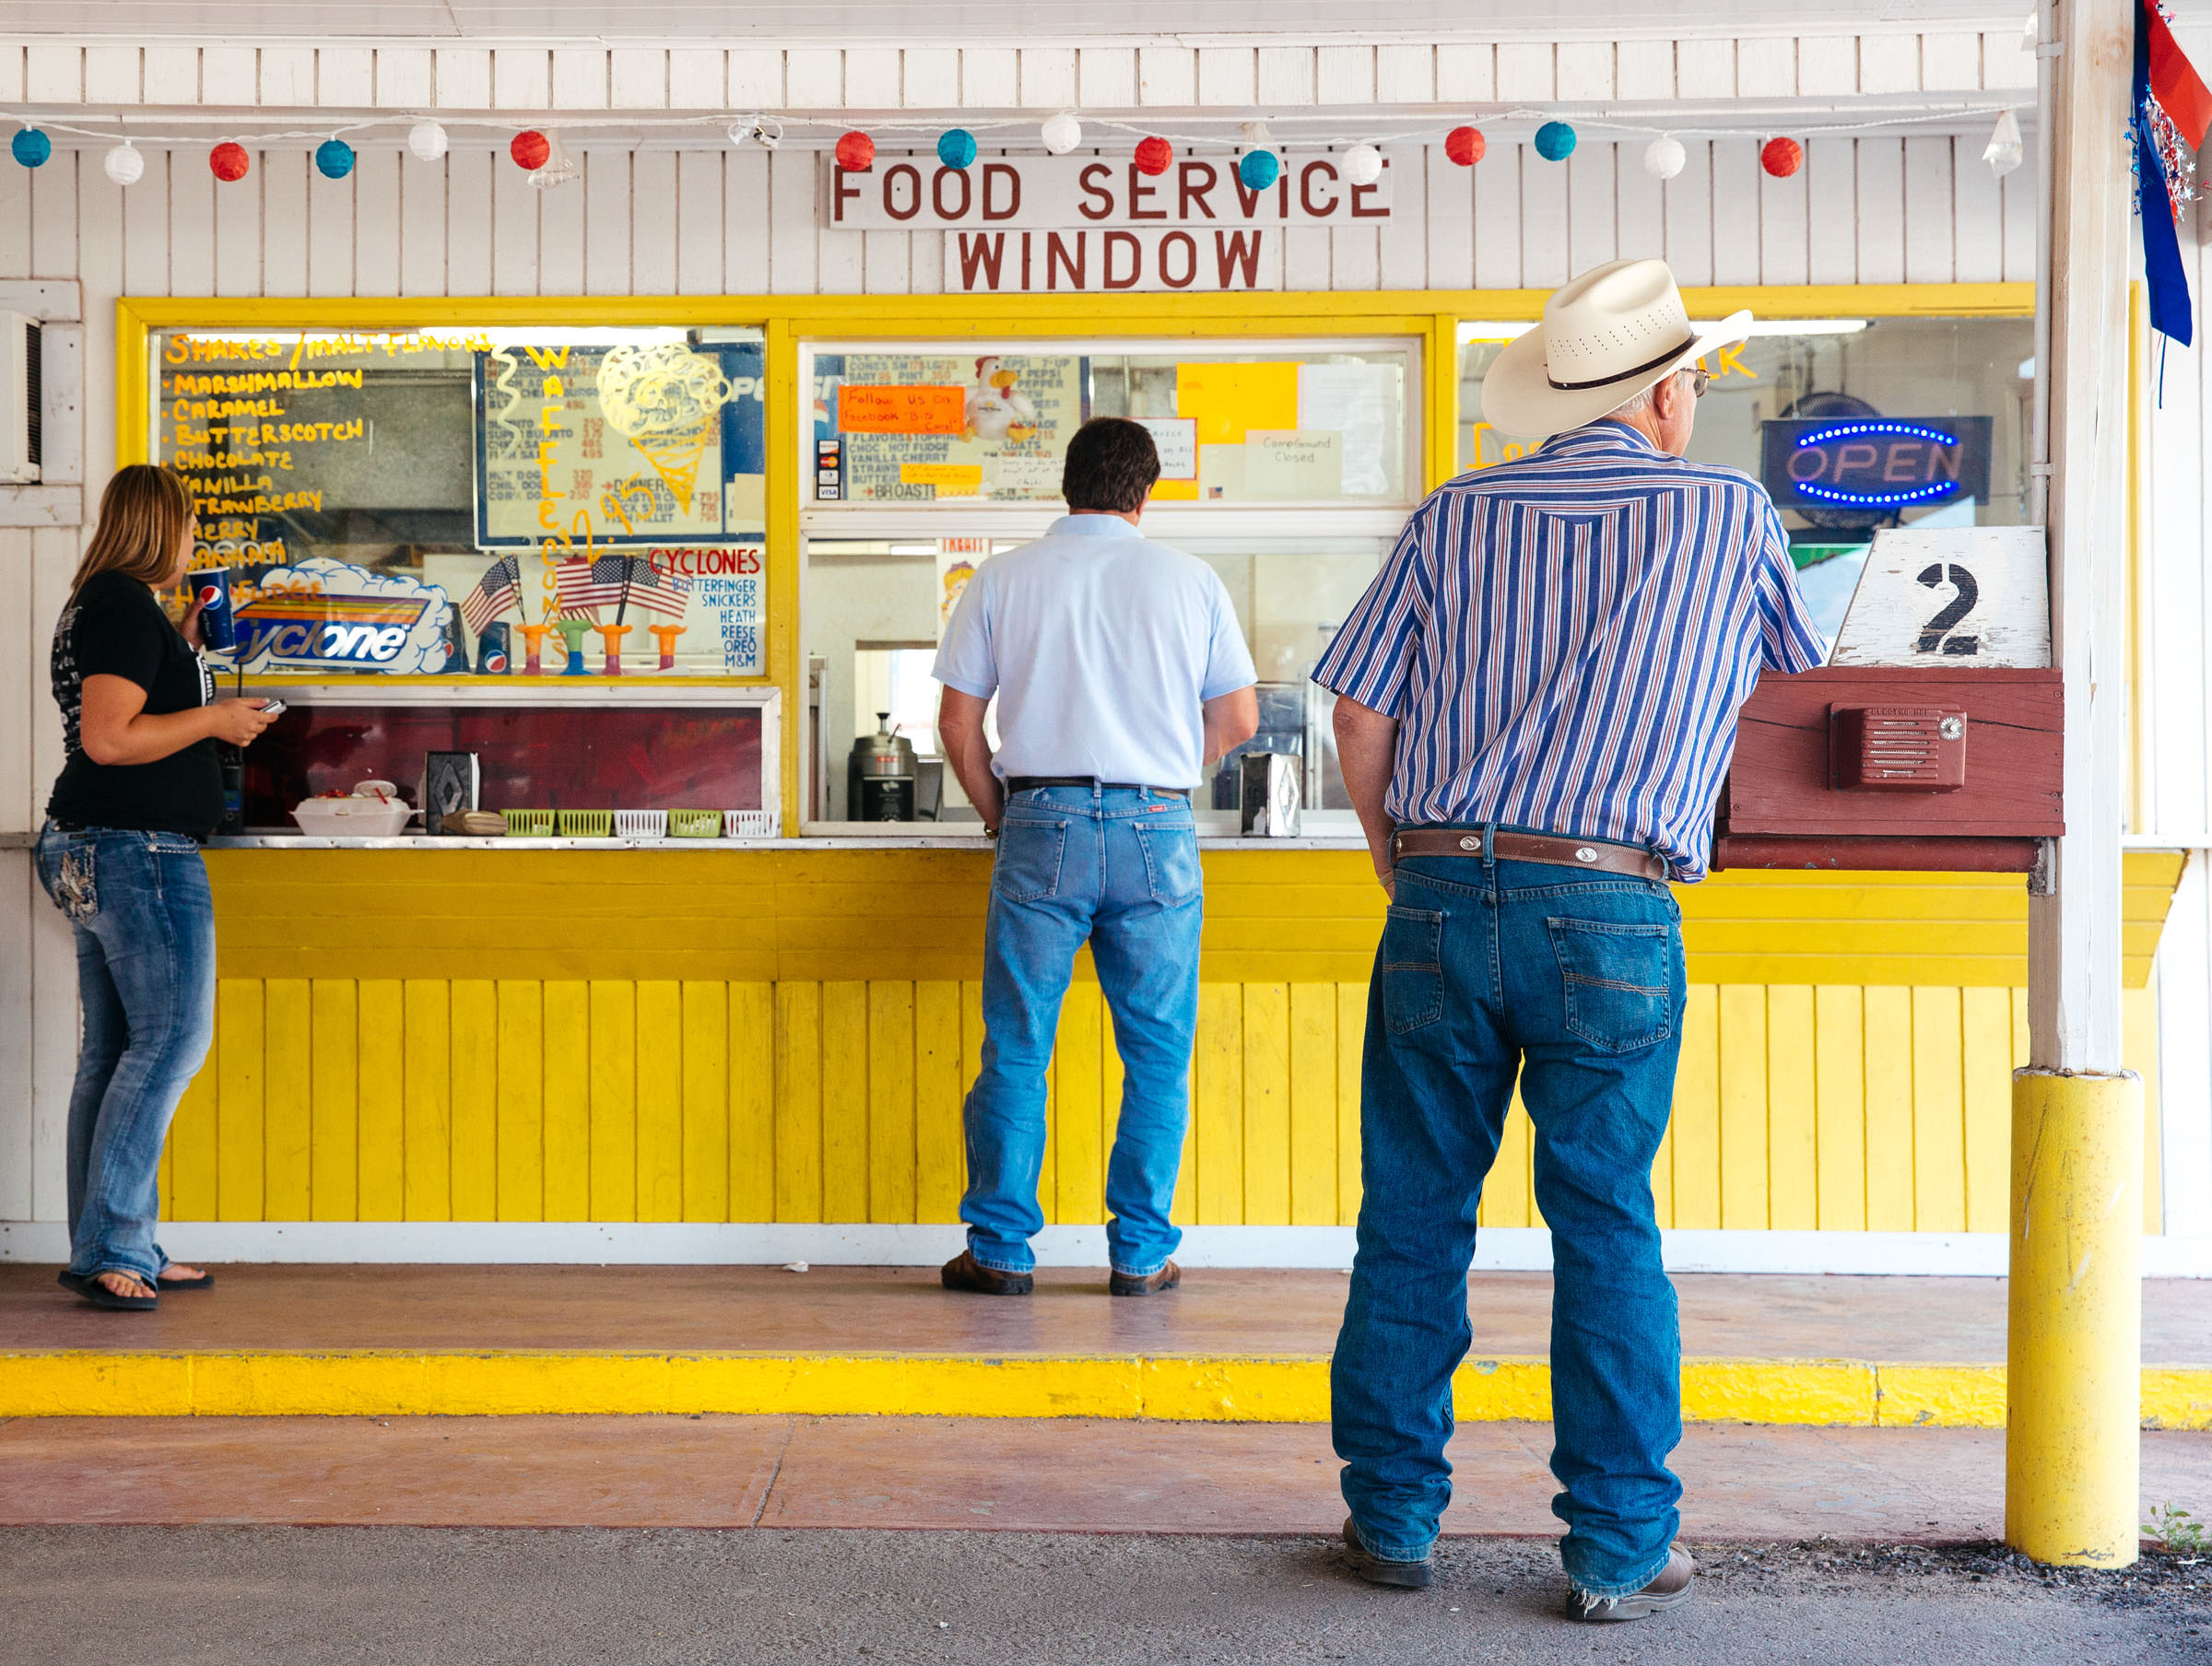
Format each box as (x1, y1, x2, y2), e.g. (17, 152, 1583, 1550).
(965, 357, 1039, 444)
(594, 344, 736, 515)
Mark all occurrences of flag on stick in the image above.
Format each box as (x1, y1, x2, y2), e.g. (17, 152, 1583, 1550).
(459, 553, 523, 634)
(556, 554, 693, 619)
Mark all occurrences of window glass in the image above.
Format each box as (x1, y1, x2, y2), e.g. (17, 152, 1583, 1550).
(151, 326, 768, 678)
(1457, 314, 2035, 644)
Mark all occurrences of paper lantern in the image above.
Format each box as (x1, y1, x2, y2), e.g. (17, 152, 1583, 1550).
(102, 143, 144, 186)
(1134, 136, 1173, 176)
(1982, 109, 2024, 180)
(407, 120, 449, 161)
(210, 141, 251, 182)
(1444, 125, 1486, 167)
(1238, 149, 1279, 189)
(936, 128, 977, 170)
(835, 130, 875, 171)
(10, 128, 51, 169)
(510, 130, 549, 170)
(1643, 136, 1686, 180)
(1041, 111, 1083, 155)
(1760, 137, 1803, 178)
(315, 139, 355, 180)
(1535, 121, 1577, 162)
(1342, 144, 1383, 186)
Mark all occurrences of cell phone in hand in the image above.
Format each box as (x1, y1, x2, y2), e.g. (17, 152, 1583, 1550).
(256, 698, 287, 716)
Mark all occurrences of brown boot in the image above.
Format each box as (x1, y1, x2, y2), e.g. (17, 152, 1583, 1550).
(1566, 1544, 1698, 1623)
(1109, 1259, 1181, 1296)
(940, 1250, 1033, 1296)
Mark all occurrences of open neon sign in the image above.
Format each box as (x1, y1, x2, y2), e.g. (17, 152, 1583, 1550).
(1761, 416, 1993, 513)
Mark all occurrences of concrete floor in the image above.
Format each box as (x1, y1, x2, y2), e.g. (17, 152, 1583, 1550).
(3, 1527, 2206, 1666)
(4, 1262, 2206, 1362)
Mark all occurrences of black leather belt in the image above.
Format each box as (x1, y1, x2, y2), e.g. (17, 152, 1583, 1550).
(1391, 827, 1668, 883)
(1006, 777, 1189, 797)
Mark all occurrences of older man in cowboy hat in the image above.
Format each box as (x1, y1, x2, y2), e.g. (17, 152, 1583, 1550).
(1312, 259, 1825, 1622)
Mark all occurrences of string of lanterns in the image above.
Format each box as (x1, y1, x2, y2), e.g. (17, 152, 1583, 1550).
(5, 103, 2030, 187)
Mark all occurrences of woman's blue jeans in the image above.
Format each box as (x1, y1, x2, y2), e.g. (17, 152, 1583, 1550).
(1332, 837, 1688, 1600)
(34, 822, 217, 1285)
(961, 785, 1203, 1279)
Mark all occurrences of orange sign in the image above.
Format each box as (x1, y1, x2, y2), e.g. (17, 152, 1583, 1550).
(837, 383, 967, 434)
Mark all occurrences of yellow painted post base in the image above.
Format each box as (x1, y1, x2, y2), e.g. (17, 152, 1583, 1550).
(2006, 1068, 2144, 1568)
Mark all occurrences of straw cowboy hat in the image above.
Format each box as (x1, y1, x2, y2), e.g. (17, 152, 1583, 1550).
(1481, 258, 1753, 440)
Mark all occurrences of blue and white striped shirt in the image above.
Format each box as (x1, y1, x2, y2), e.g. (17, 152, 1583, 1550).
(1312, 421, 1826, 882)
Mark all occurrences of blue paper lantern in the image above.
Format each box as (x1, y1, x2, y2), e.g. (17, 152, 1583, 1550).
(314, 139, 356, 180)
(936, 128, 977, 170)
(11, 128, 51, 169)
(1534, 121, 1577, 162)
(1238, 149, 1280, 189)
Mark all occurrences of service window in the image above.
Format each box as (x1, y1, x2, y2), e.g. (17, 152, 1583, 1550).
(1457, 312, 2035, 646)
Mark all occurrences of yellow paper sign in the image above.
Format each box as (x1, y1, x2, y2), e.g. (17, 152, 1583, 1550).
(901, 463, 985, 493)
(1174, 361, 1300, 446)
(840, 384, 968, 434)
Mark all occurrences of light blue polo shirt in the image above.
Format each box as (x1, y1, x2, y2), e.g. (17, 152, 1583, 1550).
(934, 514, 1257, 789)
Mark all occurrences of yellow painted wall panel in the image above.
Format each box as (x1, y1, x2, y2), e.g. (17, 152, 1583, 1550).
(1336, 983, 1366, 1226)
(1194, 984, 1243, 1225)
(1862, 987, 1915, 1233)
(259, 979, 310, 1221)
(1911, 987, 1967, 1234)
(635, 980, 685, 1224)
(216, 979, 264, 1223)
(729, 981, 776, 1223)
(448, 980, 498, 1222)
(401, 980, 450, 1221)
(914, 980, 965, 1225)
(1717, 985, 1770, 1229)
(1288, 983, 1337, 1227)
(495, 981, 544, 1223)
(774, 982, 823, 1223)
(1484, 1097, 1533, 1229)
(1053, 983, 1102, 1226)
(820, 981, 869, 1223)
(1670, 985, 1722, 1229)
(1766, 987, 1818, 1231)
(587, 981, 637, 1223)
(870, 981, 919, 1226)
(681, 982, 731, 1225)
(1960, 987, 2014, 1236)
(1812, 987, 1866, 1232)
(308, 980, 358, 1221)
(357, 980, 405, 1223)
(540, 981, 590, 1221)
(1242, 985, 1291, 1226)
(168, 1035, 218, 1224)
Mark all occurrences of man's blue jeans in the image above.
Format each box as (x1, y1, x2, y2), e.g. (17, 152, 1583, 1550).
(1332, 832, 1688, 1599)
(34, 822, 218, 1286)
(961, 785, 1202, 1278)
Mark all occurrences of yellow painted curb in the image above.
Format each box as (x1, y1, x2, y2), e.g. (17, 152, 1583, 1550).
(2, 1352, 2206, 1426)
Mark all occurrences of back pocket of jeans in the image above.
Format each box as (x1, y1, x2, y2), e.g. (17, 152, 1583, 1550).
(1381, 905, 1445, 1036)
(39, 840, 99, 925)
(1132, 820, 1201, 906)
(1547, 917, 1674, 1052)
(993, 817, 1067, 903)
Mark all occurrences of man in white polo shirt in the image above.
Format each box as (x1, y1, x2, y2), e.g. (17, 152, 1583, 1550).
(933, 416, 1259, 1297)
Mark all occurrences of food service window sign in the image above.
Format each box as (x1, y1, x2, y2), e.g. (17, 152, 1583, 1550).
(826, 154, 1392, 294)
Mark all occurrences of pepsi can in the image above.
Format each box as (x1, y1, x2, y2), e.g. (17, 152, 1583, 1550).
(475, 620, 512, 675)
(189, 568, 235, 652)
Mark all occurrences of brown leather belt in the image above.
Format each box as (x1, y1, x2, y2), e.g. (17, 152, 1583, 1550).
(1390, 827, 1669, 883)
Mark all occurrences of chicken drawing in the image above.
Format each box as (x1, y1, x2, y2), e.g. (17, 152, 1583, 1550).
(965, 357, 1039, 443)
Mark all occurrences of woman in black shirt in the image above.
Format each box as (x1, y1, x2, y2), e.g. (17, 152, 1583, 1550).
(38, 465, 277, 1309)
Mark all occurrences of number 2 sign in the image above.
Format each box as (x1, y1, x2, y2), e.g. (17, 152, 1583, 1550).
(1829, 526, 2052, 669)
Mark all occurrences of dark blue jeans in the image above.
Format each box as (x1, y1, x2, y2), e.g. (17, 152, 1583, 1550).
(962, 785, 1203, 1277)
(34, 822, 218, 1285)
(1332, 833, 1688, 1598)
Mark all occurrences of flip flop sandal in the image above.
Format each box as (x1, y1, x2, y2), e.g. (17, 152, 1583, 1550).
(157, 1270, 215, 1291)
(58, 1270, 159, 1310)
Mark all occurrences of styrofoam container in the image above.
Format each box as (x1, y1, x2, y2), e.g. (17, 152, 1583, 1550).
(291, 798, 415, 839)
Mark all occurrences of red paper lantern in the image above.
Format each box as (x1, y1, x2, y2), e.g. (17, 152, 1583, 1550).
(1760, 136, 1803, 178)
(1444, 125, 1486, 168)
(834, 130, 876, 171)
(209, 141, 251, 182)
(511, 130, 550, 170)
(1134, 135, 1173, 176)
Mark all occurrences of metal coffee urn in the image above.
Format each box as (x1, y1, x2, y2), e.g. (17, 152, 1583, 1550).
(847, 712, 917, 821)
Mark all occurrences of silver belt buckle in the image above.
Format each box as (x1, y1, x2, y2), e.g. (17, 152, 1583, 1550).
(1574, 846, 1599, 863)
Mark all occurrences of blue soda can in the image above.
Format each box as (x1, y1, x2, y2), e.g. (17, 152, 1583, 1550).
(476, 620, 512, 675)
(189, 568, 235, 651)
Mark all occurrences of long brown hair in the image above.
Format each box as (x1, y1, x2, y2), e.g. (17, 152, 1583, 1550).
(71, 464, 195, 595)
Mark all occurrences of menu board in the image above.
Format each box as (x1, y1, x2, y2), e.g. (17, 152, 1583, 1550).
(475, 340, 767, 546)
(813, 352, 1087, 503)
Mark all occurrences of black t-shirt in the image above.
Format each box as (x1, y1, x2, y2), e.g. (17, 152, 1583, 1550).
(46, 569, 222, 837)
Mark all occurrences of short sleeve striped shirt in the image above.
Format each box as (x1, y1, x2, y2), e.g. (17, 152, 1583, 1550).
(1312, 420, 1826, 883)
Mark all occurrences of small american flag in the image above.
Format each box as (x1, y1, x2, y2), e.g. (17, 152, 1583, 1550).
(460, 554, 523, 634)
(555, 554, 694, 620)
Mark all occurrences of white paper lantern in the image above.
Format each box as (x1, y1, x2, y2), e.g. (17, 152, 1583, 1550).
(1982, 109, 2024, 180)
(1643, 136, 1686, 181)
(1041, 111, 1083, 155)
(103, 142, 145, 186)
(1342, 144, 1383, 187)
(406, 120, 449, 162)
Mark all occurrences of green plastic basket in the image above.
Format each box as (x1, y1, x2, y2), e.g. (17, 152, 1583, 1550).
(502, 808, 554, 837)
(556, 809, 615, 838)
(667, 809, 724, 839)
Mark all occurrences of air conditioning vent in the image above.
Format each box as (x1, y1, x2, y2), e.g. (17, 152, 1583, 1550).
(0, 311, 41, 484)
